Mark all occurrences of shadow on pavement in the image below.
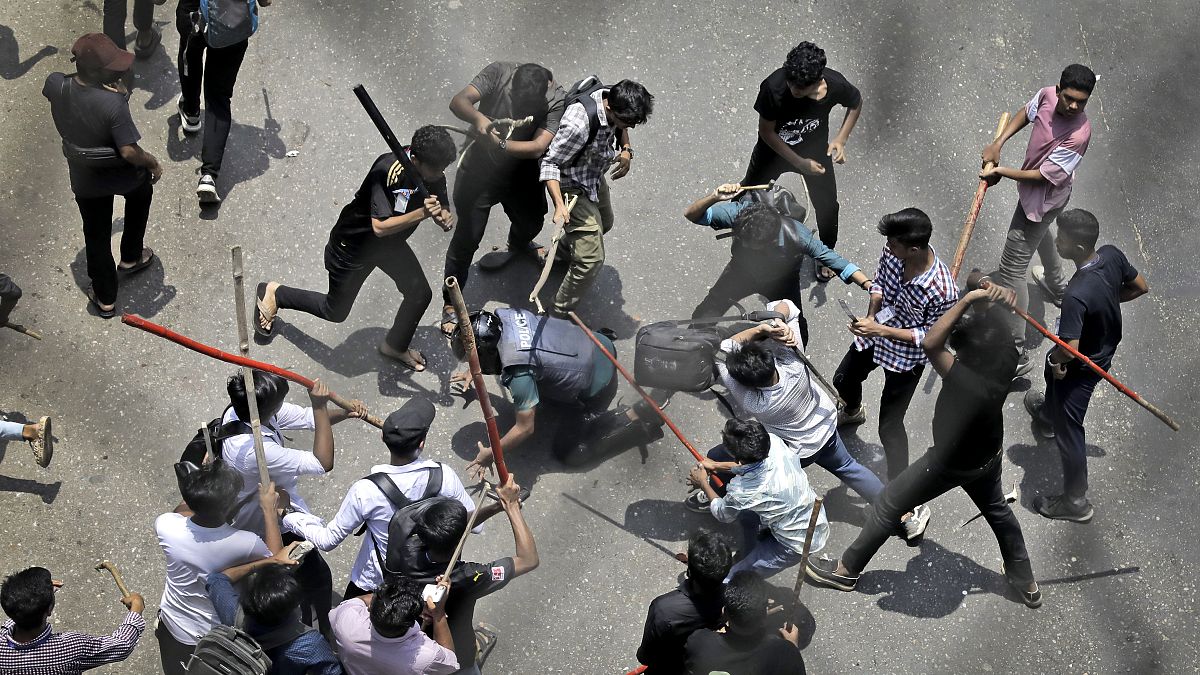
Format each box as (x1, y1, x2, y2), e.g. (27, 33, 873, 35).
(69, 246, 177, 319)
(0, 24, 57, 80)
(0, 475, 61, 504)
(1006, 441, 1106, 513)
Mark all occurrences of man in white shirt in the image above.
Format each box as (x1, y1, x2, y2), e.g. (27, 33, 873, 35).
(155, 460, 293, 675)
(283, 398, 483, 598)
(220, 373, 365, 637)
(687, 300, 884, 510)
(686, 419, 828, 581)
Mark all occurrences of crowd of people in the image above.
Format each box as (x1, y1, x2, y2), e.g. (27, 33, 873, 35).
(0, 1, 1155, 672)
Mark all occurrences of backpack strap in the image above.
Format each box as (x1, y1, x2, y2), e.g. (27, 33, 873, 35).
(576, 90, 601, 147)
(364, 472, 414, 511)
(420, 464, 443, 500)
(256, 621, 314, 652)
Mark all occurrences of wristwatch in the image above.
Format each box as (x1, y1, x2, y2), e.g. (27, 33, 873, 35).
(498, 138, 508, 151)
(621, 145, 633, 158)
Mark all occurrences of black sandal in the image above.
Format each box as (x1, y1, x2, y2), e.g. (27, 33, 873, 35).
(118, 247, 156, 275)
(440, 307, 459, 338)
(474, 623, 498, 667)
(86, 288, 117, 319)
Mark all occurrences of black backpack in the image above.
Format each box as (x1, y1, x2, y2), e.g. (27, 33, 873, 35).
(564, 75, 608, 148)
(184, 618, 312, 675)
(739, 183, 807, 224)
(633, 311, 783, 392)
(179, 407, 249, 466)
(358, 466, 448, 583)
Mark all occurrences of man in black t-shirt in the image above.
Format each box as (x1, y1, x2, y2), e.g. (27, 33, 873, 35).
(441, 62, 566, 310)
(683, 571, 805, 675)
(807, 281, 1044, 609)
(258, 126, 456, 371)
(43, 33, 162, 319)
(1025, 209, 1149, 522)
(745, 41, 862, 282)
(636, 530, 733, 674)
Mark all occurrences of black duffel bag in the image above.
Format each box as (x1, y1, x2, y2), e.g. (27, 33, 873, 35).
(633, 311, 782, 392)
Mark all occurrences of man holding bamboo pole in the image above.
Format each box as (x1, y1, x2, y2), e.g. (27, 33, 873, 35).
(1023, 210, 1149, 523)
(979, 64, 1095, 374)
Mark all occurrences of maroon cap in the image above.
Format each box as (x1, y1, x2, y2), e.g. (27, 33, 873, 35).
(71, 33, 134, 73)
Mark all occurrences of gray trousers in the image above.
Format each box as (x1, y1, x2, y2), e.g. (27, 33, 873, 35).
(991, 204, 1068, 347)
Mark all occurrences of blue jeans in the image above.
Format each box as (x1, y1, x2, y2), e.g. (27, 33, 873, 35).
(0, 421, 26, 441)
(801, 431, 884, 503)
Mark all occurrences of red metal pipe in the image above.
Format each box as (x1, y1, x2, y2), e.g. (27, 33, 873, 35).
(568, 312, 722, 487)
(121, 313, 384, 429)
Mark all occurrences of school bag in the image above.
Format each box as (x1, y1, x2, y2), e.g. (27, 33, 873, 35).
(179, 406, 248, 466)
(564, 75, 609, 147)
(739, 183, 807, 224)
(633, 310, 785, 392)
(183, 619, 312, 675)
(355, 466, 449, 582)
(197, 0, 260, 49)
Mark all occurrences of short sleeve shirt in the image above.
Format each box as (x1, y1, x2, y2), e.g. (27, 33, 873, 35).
(463, 61, 567, 172)
(43, 73, 146, 199)
(330, 151, 449, 255)
(1058, 245, 1137, 371)
(446, 558, 515, 668)
(931, 356, 1016, 471)
(1018, 86, 1091, 222)
(753, 67, 861, 152)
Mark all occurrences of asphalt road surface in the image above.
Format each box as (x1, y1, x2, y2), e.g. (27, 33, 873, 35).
(1, 1, 1197, 672)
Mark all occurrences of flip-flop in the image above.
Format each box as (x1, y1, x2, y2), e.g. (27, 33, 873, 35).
(134, 28, 162, 60)
(118, 247, 156, 275)
(440, 307, 459, 338)
(474, 623, 498, 667)
(86, 288, 117, 319)
(254, 282, 276, 337)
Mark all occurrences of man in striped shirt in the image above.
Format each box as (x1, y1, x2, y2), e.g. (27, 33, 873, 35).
(980, 64, 1095, 373)
(0, 566, 145, 674)
(833, 208, 958, 536)
(538, 78, 653, 317)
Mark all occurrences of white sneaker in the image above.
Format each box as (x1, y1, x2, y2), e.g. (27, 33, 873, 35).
(902, 504, 931, 540)
(197, 175, 221, 204)
(177, 95, 201, 134)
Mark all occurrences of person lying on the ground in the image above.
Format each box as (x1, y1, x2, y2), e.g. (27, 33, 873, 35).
(0, 566, 146, 674)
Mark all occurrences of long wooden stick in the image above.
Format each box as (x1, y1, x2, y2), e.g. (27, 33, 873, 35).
(568, 311, 722, 487)
(529, 194, 578, 314)
(444, 277, 509, 483)
(785, 497, 824, 630)
(232, 247, 271, 488)
(950, 112, 1011, 280)
(120, 313, 384, 428)
(442, 481, 488, 581)
(3, 322, 42, 340)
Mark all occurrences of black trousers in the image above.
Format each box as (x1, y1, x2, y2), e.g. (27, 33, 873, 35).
(75, 175, 153, 305)
(282, 533, 333, 635)
(691, 262, 810, 347)
(842, 450, 1035, 585)
(743, 142, 840, 248)
(274, 238, 433, 352)
(443, 161, 547, 294)
(176, 9, 248, 180)
(155, 619, 195, 675)
(1043, 363, 1102, 502)
(0, 274, 20, 324)
(103, 0, 154, 49)
(833, 345, 923, 481)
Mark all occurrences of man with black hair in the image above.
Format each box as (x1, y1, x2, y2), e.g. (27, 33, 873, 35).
(43, 33, 161, 318)
(441, 61, 566, 309)
(980, 64, 1096, 372)
(686, 419, 827, 580)
(175, 0, 271, 204)
(683, 570, 805, 674)
(833, 208, 957, 542)
(636, 530, 733, 674)
(452, 308, 664, 471)
(282, 397, 480, 598)
(155, 462, 287, 674)
(808, 282, 1044, 608)
(329, 575, 458, 674)
(1024, 209, 1148, 522)
(682, 183, 871, 342)
(0, 566, 146, 673)
(206, 562, 344, 674)
(405, 474, 538, 673)
(259, 126, 457, 371)
(745, 41, 862, 282)
(685, 300, 883, 515)
(539, 77, 653, 316)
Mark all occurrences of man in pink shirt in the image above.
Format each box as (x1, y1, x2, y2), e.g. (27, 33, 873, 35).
(979, 64, 1095, 373)
(329, 575, 459, 675)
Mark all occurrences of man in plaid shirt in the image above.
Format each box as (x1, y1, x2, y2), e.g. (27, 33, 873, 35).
(0, 566, 145, 674)
(539, 78, 653, 317)
(833, 208, 958, 537)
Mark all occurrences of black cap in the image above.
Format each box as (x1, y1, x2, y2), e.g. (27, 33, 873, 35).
(382, 398, 436, 453)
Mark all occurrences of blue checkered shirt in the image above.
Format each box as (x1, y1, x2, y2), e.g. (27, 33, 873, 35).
(853, 246, 959, 372)
(538, 89, 617, 202)
(0, 613, 145, 675)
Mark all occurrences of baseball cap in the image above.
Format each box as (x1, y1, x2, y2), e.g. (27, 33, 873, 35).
(71, 33, 134, 73)
(382, 398, 436, 453)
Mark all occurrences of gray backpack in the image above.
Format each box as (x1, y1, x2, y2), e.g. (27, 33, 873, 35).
(183, 618, 311, 675)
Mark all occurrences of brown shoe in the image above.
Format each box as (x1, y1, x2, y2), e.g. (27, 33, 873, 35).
(30, 416, 53, 468)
